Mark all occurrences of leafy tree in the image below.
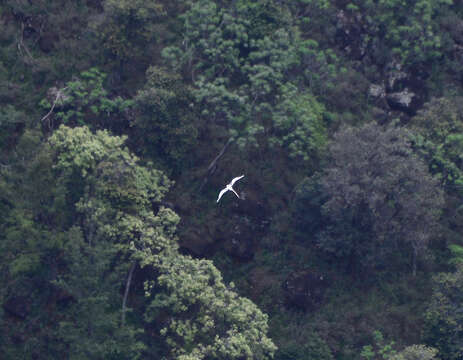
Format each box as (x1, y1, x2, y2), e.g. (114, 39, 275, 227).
(293, 38, 341, 96)
(0, 105, 26, 150)
(49, 125, 276, 359)
(0, 129, 77, 357)
(0, 129, 68, 279)
(0, 126, 171, 357)
(360, 331, 397, 360)
(360, 331, 438, 360)
(316, 123, 443, 276)
(53, 227, 145, 359)
(162, 0, 335, 155)
(424, 265, 463, 360)
(389, 345, 439, 360)
(410, 96, 463, 192)
(46, 125, 172, 358)
(143, 255, 277, 360)
(132, 66, 198, 173)
(410, 97, 463, 266)
(271, 84, 327, 163)
(162, 0, 259, 146)
(338, 0, 453, 66)
(96, 0, 166, 66)
(39, 68, 134, 130)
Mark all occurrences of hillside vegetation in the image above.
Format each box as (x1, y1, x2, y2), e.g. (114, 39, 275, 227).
(1, 0, 463, 359)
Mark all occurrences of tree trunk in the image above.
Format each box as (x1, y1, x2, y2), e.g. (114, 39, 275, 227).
(121, 262, 136, 326)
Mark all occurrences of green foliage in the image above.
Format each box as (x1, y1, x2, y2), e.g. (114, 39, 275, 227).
(132, 66, 198, 173)
(360, 331, 396, 360)
(0, 129, 78, 357)
(49, 124, 174, 222)
(424, 265, 463, 360)
(98, 0, 165, 61)
(295, 39, 341, 94)
(410, 97, 463, 193)
(49, 125, 173, 250)
(448, 244, 463, 265)
(271, 84, 327, 162)
(309, 123, 444, 275)
(0, 130, 69, 273)
(4, 211, 46, 277)
(54, 227, 145, 359)
(163, 0, 337, 154)
(2, 0, 463, 358)
(1, 0, 99, 109)
(361, 332, 439, 360)
(49, 125, 276, 359)
(162, 0, 254, 144)
(344, 0, 453, 66)
(275, 333, 333, 360)
(0, 105, 26, 149)
(39, 68, 134, 129)
(37, 125, 174, 357)
(389, 345, 439, 360)
(144, 254, 277, 360)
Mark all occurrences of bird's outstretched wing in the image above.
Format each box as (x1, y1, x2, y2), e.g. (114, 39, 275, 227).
(217, 187, 228, 203)
(230, 174, 244, 186)
(230, 188, 241, 199)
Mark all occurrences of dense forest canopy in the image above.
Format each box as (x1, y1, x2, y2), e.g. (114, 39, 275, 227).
(1, 0, 463, 359)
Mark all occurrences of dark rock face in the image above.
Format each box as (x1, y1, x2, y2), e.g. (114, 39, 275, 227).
(368, 65, 425, 116)
(386, 90, 420, 115)
(383, 61, 424, 115)
(3, 296, 31, 319)
(282, 269, 328, 311)
(368, 83, 390, 113)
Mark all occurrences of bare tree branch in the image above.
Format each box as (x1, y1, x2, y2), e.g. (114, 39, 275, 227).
(121, 262, 136, 326)
(199, 137, 233, 191)
(40, 86, 68, 125)
(17, 22, 35, 63)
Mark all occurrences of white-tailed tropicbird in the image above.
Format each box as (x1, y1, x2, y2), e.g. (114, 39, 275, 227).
(217, 175, 244, 203)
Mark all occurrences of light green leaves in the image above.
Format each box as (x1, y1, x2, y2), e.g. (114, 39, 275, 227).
(39, 68, 134, 128)
(163, 0, 332, 158)
(145, 255, 277, 360)
(272, 84, 327, 162)
(49, 125, 275, 358)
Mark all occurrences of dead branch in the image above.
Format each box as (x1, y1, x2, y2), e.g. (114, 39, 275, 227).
(199, 137, 233, 191)
(121, 262, 136, 327)
(17, 22, 35, 63)
(40, 86, 68, 125)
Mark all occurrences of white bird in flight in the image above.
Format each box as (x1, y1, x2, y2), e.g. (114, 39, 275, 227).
(217, 175, 245, 203)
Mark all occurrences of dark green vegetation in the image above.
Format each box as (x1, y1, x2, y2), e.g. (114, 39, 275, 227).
(1, 0, 463, 359)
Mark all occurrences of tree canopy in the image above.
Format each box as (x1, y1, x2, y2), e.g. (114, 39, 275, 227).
(296, 123, 444, 276)
(1, 0, 463, 359)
